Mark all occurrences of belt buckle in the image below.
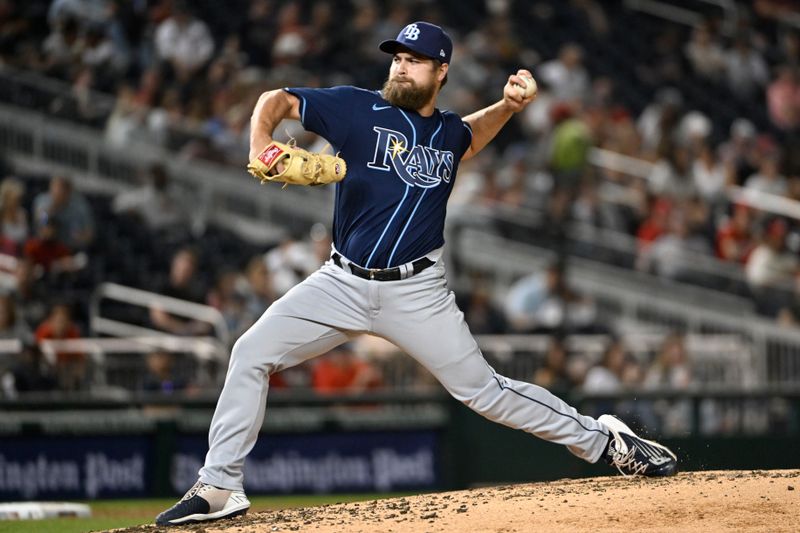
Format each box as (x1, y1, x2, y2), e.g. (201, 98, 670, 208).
(368, 268, 377, 280)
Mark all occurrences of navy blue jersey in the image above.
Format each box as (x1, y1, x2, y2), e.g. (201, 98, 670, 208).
(284, 86, 473, 269)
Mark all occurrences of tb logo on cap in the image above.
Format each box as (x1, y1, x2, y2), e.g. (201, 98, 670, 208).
(402, 23, 420, 40)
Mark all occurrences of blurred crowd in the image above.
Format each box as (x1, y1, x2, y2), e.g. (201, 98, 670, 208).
(2, 0, 800, 314)
(0, 167, 788, 435)
(1, 0, 800, 432)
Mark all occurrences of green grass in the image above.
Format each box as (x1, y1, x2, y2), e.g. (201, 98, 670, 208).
(0, 493, 406, 533)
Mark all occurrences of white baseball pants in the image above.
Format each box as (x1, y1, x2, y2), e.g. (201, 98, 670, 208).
(199, 253, 610, 491)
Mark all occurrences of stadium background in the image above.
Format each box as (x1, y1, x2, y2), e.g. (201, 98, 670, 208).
(0, 0, 799, 511)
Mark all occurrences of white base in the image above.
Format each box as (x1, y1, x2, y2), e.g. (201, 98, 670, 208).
(0, 502, 92, 520)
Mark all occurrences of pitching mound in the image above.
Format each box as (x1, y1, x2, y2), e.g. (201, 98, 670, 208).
(125, 470, 799, 533)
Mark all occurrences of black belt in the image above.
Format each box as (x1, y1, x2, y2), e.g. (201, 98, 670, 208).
(332, 253, 434, 281)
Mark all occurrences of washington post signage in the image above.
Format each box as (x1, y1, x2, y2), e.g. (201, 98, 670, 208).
(171, 431, 440, 495)
(0, 436, 153, 499)
(0, 430, 439, 498)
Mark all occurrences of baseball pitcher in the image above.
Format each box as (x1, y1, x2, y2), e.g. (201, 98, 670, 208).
(157, 21, 677, 526)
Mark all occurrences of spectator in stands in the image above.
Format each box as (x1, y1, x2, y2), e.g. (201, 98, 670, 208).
(0, 177, 29, 255)
(457, 276, 507, 335)
(241, 255, 275, 318)
(744, 152, 787, 196)
(149, 247, 212, 336)
(583, 339, 653, 426)
(265, 236, 324, 297)
(636, 197, 671, 250)
(105, 84, 147, 146)
(538, 43, 590, 104)
(644, 332, 692, 435)
(9, 258, 48, 330)
(724, 34, 770, 100)
(311, 343, 382, 395)
(32, 175, 94, 250)
(0, 294, 32, 343)
(140, 349, 191, 394)
(504, 261, 565, 333)
(80, 23, 116, 78)
(637, 88, 683, 156)
(767, 65, 800, 131)
(716, 203, 756, 264)
(146, 87, 186, 148)
(676, 110, 713, 153)
(684, 23, 726, 82)
(583, 339, 630, 393)
(647, 141, 695, 200)
(505, 261, 598, 334)
(34, 302, 85, 390)
(23, 214, 82, 274)
(718, 118, 759, 186)
(134, 67, 163, 110)
(309, 222, 333, 266)
(636, 208, 712, 281)
(178, 135, 228, 164)
(41, 16, 81, 79)
(153, 1, 214, 83)
(112, 163, 189, 234)
(485, 151, 531, 207)
(271, 1, 312, 67)
(571, 180, 619, 232)
(690, 141, 729, 204)
(745, 217, 798, 314)
(0, 343, 58, 398)
(206, 269, 254, 340)
(644, 332, 691, 389)
(548, 103, 592, 196)
(533, 337, 572, 391)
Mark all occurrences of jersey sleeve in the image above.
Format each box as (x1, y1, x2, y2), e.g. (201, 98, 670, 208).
(442, 111, 472, 160)
(459, 120, 473, 158)
(283, 86, 355, 148)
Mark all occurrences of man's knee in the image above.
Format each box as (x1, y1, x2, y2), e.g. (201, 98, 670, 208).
(230, 329, 281, 374)
(452, 374, 501, 415)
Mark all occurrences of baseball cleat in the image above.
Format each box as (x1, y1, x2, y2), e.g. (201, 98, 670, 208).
(599, 414, 678, 477)
(155, 480, 250, 526)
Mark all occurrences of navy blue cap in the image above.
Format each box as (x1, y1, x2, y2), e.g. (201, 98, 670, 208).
(379, 21, 453, 64)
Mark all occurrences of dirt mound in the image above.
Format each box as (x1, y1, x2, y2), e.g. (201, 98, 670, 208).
(123, 470, 800, 533)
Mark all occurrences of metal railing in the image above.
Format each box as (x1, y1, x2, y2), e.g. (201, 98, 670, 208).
(452, 226, 753, 311)
(4, 82, 800, 386)
(623, 0, 739, 35)
(476, 333, 756, 387)
(89, 282, 231, 345)
(453, 227, 800, 386)
(0, 103, 329, 245)
(39, 336, 227, 389)
(2, 332, 760, 396)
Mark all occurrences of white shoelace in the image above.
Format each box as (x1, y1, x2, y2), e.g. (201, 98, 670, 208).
(609, 440, 649, 477)
(181, 481, 205, 501)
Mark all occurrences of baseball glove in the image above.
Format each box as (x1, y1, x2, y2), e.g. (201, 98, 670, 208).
(247, 141, 347, 187)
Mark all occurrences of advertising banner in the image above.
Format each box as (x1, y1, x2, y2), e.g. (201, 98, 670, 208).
(171, 431, 440, 495)
(0, 436, 153, 499)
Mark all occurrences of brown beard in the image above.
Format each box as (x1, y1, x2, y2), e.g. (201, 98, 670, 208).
(381, 76, 436, 111)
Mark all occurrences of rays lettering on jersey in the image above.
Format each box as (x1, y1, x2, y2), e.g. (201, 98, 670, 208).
(367, 127, 454, 188)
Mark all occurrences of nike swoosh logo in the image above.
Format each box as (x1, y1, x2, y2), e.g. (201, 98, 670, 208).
(372, 104, 391, 111)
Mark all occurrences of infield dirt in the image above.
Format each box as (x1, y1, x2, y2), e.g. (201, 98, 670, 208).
(114, 469, 800, 533)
